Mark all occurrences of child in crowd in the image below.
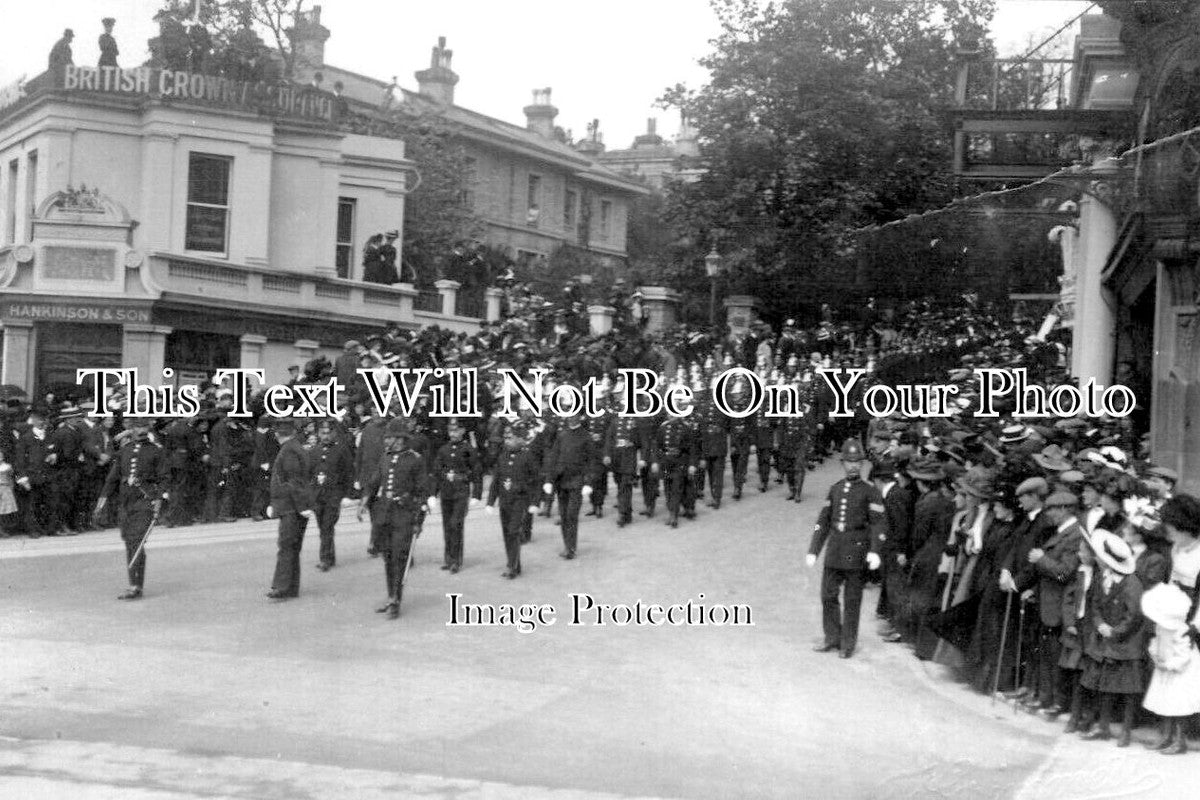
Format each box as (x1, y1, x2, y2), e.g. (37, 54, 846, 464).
(1079, 530, 1145, 747)
(1141, 582, 1200, 755)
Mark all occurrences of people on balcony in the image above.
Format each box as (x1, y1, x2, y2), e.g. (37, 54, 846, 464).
(362, 231, 401, 285)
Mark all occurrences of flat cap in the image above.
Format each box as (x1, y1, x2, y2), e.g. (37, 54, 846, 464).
(1044, 490, 1079, 508)
(1015, 476, 1049, 497)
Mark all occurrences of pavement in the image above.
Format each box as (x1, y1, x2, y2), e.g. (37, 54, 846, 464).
(0, 461, 1193, 799)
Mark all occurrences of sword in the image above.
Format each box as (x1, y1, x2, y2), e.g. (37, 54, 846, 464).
(128, 498, 163, 570)
(1013, 602, 1026, 711)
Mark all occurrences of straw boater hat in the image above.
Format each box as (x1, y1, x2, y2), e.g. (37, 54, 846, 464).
(1087, 529, 1136, 575)
(998, 424, 1031, 444)
(1032, 444, 1072, 472)
(1141, 583, 1192, 632)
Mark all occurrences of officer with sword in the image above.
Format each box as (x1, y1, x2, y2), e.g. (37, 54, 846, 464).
(94, 412, 168, 600)
(358, 418, 429, 620)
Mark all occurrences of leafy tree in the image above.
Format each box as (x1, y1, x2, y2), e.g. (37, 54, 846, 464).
(659, 0, 996, 320)
(148, 0, 306, 79)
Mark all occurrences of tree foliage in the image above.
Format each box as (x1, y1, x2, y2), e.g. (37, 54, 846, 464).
(659, 0, 996, 319)
(148, 0, 307, 79)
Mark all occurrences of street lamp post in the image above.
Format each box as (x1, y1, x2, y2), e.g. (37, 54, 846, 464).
(705, 245, 723, 328)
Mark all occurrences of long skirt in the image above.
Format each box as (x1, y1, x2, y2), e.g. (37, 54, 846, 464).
(1081, 656, 1146, 695)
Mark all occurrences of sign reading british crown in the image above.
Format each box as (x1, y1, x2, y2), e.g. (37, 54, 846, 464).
(60, 65, 336, 123)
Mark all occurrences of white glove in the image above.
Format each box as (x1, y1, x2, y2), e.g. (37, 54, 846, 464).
(260, 463, 270, 471)
(542, 482, 553, 495)
(897, 554, 907, 568)
(469, 498, 481, 509)
(998, 568, 1015, 593)
(805, 554, 817, 568)
(265, 505, 274, 518)
(485, 505, 495, 516)
(527, 505, 539, 514)
(581, 485, 593, 498)
(17, 476, 30, 490)
(302, 509, 316, 522)
(866, 552, 881, 571)
(426, 496, 438, 512)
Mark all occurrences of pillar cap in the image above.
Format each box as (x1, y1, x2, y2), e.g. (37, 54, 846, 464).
(435, 279, 462, 290)
(587, 305, 616, 314)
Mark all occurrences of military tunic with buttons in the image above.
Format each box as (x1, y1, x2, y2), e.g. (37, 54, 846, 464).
(363, 446, 428, 603)
(487, 445, 540, 573)
(432, 437, 481, 569)
(653, 416, 696, 522)
(809, 468, 886, 654)
(605, 415, 649, 523)
(101, 435, 169, 589)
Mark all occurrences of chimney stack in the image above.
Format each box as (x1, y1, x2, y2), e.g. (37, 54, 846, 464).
(633, 117, 664, 148)
(415, 36, 459, 105)
(289, 5, 330, 69)
(523, 88, 558, 139)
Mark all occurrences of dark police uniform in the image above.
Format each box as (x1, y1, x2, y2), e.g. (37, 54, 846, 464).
(809, 440, 885, 657)
(432, 429, 481, 572)
(268, 429, 315, 598)
(487, 443, 539, 576)
(362, 438, 427, 615)
(637, 414, 661, 516)
(653, 416, 696, 528)
(604, 415, 649, 526)
(101, 432, 168, 596)
(310, 435, 353, 568)
(695, 399, 729, 508)
(585, 411, 610, 517)
(728, 413, 755, 500)
(542, 421, 596, 558)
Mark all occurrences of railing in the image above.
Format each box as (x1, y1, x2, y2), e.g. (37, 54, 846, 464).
(455, 292, 484, 319)
(955, 58, 1076, 112)
(414, 290, 443, 313)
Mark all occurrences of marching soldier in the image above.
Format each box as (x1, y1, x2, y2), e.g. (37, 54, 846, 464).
(486, 425, 539, 578)
(542, 412, 596, 559)
(310, 419, 353, 571)
(95, 414, 168, 600)
(265, 418, 316, 600)
(358, 418, 428, 619)
(653, 412, 697, 528)
(806, 439, 885, 659)
(431, 418, 480, 573)
(604, 412, 649, 527)
(695, 393, 730, 509)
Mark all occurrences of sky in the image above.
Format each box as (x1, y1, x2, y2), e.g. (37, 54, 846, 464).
(1, 1, 1096, 147)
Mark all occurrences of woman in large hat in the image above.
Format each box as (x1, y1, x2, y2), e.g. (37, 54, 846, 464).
(1078, 530, 1146, 746)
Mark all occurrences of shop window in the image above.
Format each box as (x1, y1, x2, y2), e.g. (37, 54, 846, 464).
(35, 322, 122, 398)
(185, 153, 232, 254)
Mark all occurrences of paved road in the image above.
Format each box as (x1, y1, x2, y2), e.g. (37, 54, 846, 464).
(0, 463, 1189, 798)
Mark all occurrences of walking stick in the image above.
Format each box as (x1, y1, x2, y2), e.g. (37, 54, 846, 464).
(128, 499, 162, 571)
(1013, 600, 1026, 710)
(991, 592, 1013, 705)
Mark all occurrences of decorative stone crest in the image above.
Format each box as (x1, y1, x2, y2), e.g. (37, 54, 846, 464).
(54, 184, 106, 213)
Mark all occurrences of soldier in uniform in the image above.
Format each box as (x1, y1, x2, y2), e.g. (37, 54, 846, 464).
(486, 425, 539, 577)
(98, 17, 118, 68)
(431, 419, 480, 573)
(542, 413, 596, 559)
(265, 418, 316, 600)
(94, 414, 168, 600)
(310, 419, 353, 571)
(250, 416, 279, 521)
(806, 439, 885, 659)
(604, 412, 649, 527)
(358, 418, 428, 618)
(15, 408, 55, 538)
(48, 404, 84, 534)
(695, 393, 730, 509)
(653, 412, 697, 528)
(354, 411, 388, 555)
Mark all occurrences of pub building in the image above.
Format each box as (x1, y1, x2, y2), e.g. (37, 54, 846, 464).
(0, 62, 476, 399)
